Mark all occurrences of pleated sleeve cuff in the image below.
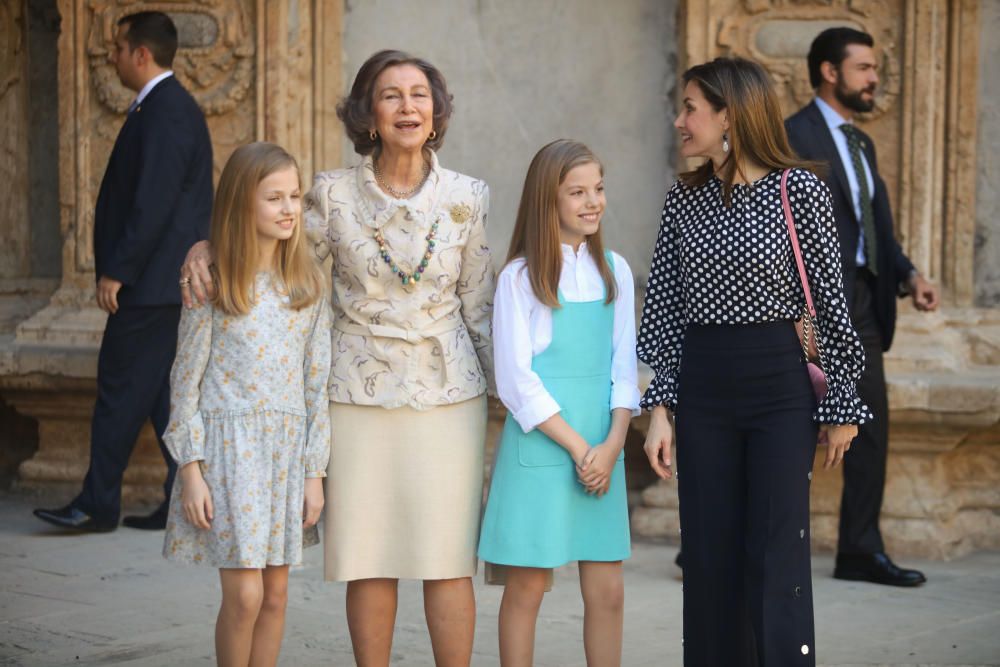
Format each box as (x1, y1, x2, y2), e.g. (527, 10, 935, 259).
(639, 370, 679, 413)
(163, 412, 207, 468)
(815, 382, 873, 425)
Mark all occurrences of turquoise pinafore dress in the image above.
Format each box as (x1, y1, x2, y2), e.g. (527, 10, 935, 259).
(478, 253, 631, 568)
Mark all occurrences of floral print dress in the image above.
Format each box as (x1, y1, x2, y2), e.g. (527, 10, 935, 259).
(162, 273, 332, 568)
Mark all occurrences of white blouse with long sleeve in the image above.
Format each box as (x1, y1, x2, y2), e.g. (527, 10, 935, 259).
(494, 244, 641, 433)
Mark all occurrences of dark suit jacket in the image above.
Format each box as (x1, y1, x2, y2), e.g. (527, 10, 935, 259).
(785, 100, 914, 351)
(93, 75, 213, 308)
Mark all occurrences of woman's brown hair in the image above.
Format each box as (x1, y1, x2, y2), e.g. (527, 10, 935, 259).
(506, 139, 617, 308)
(210, 142, 325, 316)
(680, 57, 820, 206)
(337, 49, 454, 156)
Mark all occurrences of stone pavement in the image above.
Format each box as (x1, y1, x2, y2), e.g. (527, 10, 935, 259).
(0, 491, 998, 667)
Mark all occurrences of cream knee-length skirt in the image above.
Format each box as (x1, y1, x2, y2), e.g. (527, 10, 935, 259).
(323, 395, 487, 581)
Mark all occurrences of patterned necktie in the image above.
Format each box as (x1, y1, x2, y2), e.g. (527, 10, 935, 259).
(840, 124, 878, 275)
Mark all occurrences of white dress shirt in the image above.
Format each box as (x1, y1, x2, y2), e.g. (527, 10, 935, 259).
(493, 243, 641, 433)
(131, 70, 174, 110)
(814, 96, 875, 267)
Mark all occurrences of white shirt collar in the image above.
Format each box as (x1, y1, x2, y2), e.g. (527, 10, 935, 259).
(560, 241, 589, 259)
(134, 71, 174, 108)
(814, 96, 852, 131)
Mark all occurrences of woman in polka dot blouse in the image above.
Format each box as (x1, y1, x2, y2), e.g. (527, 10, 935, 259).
(638, 57, 872, 667)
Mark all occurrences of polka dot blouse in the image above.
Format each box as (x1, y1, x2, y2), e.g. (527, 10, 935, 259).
(637, 168, 872, 425)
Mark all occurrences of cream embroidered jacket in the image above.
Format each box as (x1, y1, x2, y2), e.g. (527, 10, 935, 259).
(304, 151, 495, 410)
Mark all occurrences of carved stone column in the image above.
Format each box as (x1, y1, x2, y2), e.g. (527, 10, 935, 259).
(0, 0, 344, 504)
(0, 0, 29, 281)
(633, 0, 1000, 559)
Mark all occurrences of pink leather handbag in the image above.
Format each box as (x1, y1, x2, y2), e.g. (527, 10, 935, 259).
(780, 169, 828, 402)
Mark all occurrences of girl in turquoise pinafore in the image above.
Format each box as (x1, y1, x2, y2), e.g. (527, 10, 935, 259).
(479, 140, 640, 665)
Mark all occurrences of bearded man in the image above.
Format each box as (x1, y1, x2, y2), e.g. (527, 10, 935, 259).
(785, 27, 939, 587)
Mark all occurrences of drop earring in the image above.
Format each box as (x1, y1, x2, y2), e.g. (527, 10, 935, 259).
(722, 132, 730, 153)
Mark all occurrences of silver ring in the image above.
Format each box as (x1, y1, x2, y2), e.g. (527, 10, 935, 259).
(179, 277, 191, 286)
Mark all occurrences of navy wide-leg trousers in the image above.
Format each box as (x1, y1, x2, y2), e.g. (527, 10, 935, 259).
(675, 322, 818, 667)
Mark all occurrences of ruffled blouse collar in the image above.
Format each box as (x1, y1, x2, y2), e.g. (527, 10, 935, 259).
(355, 150, 444, 229)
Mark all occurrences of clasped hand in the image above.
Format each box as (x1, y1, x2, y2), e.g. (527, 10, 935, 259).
(575, 442, 619, 496)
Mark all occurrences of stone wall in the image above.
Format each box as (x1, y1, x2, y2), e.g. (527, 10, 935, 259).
(27, 0, 61, 280)
(975, 0, 1000, 306)
(0, 0, 29, 281)
(0, 0, 344, 502)
(629, 0, 1000, 560)
(1, 0, 997, 559)
(341, 0, 679, 279)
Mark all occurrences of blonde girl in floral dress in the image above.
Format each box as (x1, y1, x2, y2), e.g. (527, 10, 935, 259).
(163, 142, 331, 667)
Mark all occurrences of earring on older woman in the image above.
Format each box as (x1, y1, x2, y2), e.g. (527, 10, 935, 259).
(722, 133, 730, 153)
(370, 129, 377, 142)
(428, 130, 437, 141)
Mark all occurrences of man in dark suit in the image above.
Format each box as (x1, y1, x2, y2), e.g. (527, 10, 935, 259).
(786, 27, 939, 586)
(34, 11, 212, 532)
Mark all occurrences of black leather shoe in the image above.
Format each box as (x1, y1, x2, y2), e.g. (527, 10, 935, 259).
(33, 505, 117, 533)
(122, 504, 168, 530)
(834, 552, 926, 587)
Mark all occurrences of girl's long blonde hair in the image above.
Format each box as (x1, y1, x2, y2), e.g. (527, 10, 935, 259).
(210, 142, 325, 315)
(506, 139, 616, 308)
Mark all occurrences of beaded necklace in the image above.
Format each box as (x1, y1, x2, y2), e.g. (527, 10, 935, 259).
(375, 220, 438, 286)
(370, 156, 440, 287)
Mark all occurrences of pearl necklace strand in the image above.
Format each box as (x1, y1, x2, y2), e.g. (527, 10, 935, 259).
(373, 158, 430, 199)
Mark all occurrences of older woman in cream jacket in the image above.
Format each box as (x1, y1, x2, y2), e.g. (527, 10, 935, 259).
(182, 49, 494, 667)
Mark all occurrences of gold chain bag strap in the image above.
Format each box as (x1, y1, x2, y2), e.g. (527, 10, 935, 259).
(780, 169, 828, 400)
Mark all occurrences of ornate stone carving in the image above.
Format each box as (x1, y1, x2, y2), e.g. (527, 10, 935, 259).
(0, 0, 27, 281)
(2, 0, 345, 503)
(714, 0, 901, 119)
(86, 0, 255, 116)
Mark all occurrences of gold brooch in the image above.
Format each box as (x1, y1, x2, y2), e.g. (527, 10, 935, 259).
(449, 203, 472, 224)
